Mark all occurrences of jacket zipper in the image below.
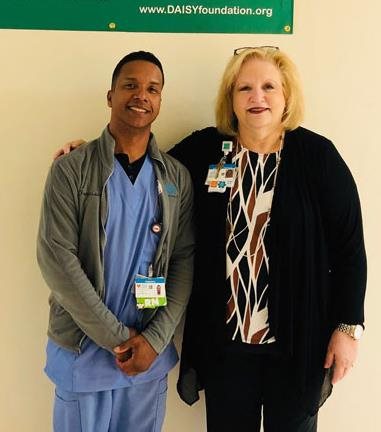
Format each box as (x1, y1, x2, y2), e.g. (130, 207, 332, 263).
(78, 167, 113, 354)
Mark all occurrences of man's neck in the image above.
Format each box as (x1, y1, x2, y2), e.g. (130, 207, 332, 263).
(108, 124, 151, 163)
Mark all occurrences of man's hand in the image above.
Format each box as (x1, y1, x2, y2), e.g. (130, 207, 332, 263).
(324, 329, 359, 384)
(114, 334, 158, 376)
(113, 327, 138, 362)
(53, 139, 86, 160)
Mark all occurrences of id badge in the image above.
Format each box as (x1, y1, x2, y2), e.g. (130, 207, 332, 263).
(205, 163, 236, 192)
(134, 276, 167, 309)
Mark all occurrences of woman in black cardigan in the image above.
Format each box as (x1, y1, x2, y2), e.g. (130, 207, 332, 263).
(171, 47, 366, 431)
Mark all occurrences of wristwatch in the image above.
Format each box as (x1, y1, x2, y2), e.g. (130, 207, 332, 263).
(337, 323, 364, 340)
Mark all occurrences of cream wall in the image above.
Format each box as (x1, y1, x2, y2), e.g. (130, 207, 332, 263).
(1, 1, 379, 430)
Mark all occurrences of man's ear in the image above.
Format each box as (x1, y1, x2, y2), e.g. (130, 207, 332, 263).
(107, 90, 112, 107)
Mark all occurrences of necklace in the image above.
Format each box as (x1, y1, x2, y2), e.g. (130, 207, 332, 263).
(237, 129, 284, 157)
(270, 130, 285, 193)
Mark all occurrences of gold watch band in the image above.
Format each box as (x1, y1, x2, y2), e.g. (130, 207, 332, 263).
(337, 323, 363, 340)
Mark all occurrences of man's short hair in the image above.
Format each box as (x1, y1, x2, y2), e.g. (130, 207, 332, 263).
(111, 51, 165, 89)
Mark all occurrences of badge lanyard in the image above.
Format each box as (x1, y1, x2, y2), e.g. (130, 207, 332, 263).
(150, 180, 163, 234)
(134, 180, 167, 309)
(205, 140, 237, 193)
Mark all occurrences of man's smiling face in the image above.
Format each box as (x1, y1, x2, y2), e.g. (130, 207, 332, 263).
(107, 60, 163, 133)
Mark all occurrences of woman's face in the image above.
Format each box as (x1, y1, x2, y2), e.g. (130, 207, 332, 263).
(232, 58, 286, 135)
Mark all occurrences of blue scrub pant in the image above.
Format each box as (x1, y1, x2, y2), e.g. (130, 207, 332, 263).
(53, 376, 167, 432)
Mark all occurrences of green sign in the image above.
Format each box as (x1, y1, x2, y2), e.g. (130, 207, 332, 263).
(0, 1, 293, 34)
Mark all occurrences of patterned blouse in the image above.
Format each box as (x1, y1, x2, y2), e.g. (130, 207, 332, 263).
(226, 145, 281, 345)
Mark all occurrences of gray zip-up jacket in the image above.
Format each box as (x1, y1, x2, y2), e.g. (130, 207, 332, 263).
(37, 127, 194, 355)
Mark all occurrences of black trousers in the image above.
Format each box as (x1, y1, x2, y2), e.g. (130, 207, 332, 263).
(204, 350, 318, 432)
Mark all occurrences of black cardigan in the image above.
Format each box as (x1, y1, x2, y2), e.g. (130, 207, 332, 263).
(169, 126, 366, 413)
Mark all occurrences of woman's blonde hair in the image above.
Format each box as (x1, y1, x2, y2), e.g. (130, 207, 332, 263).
(215, 47, 304, 136)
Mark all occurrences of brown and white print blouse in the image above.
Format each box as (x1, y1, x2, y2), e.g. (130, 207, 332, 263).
(226, 145, 281, 345)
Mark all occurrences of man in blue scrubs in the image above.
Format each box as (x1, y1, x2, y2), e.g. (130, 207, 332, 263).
(37, 52, 194, 431)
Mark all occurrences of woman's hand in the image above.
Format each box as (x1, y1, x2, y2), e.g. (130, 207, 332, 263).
(324, 329, 359, 384)
(53, 139, 86, 160)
